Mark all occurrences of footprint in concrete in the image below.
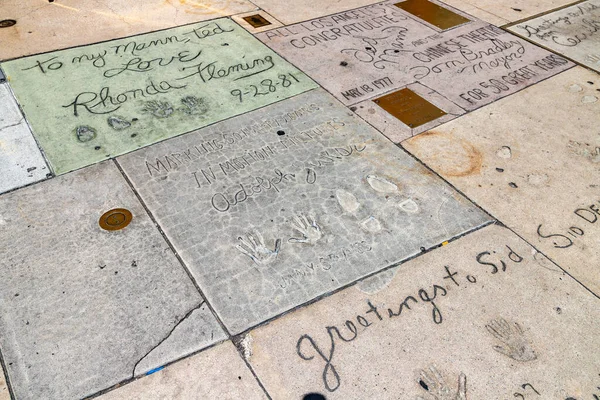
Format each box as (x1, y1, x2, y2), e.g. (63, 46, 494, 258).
(336, 189, 360, 214)
(366, 174, 399, 193)
(416, 365, 467, 400)
(398, 198, 419, 214)
(485, 317, 537, 362)
(75, 125, 96, 142)
(367, 174, 420, 214)
(526, 173, 549, 186)
(142, 100, 174, 118)
(567, 140, 600, 163)
(360, 216, 382, 233)
(496, 146, 512, 159)
(581, 95, 598, 104)
(107, 116, 131, 130)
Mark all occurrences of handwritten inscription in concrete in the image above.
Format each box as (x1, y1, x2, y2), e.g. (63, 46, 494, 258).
(507, 0, 600, 72)
(256, 1, 573, 109)
(246, 225, 600, 399)
(118, 89, 492, 334)
(2, 18, 317, 175)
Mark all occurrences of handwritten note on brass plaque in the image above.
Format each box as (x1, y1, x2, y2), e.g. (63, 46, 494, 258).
(394, 0, 470, 30)
(374, 88, 446, 128)
(243, 14, 272, 28)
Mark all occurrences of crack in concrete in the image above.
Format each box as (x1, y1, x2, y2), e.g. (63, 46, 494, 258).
(0, 118, 25, 131)
(131, 301, 205, 377)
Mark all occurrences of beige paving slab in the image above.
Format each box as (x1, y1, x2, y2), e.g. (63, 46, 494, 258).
(0, 366, 8, 400)
(0, 0, 256, 60)
(439, 0, 509, 25)
(248, 0, 392, 25)
(507, 0, 600, 73)
(442, 0, 579, 22)
(403, 66, 600, 295)
(247, 224, 600, 399)
(98, 341, 267, 400)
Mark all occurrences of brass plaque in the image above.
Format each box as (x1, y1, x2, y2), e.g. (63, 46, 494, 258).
(243, 14, 272, 28)
(99, 208, 133, 231)
(374, 88, 446, 128)
(394, 0, 470, 30)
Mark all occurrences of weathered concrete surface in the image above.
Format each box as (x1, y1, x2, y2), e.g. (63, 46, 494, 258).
(133, 303, 227, 376)
(0, 0, 256, 60)
(248, 0, 401, 25)
(249, 0, 508, 25)
(2, 18, 317, 175)
(0, 161, 224, 400)
(507, 0, 600, 73)
(246, 224, 600, 399)
(0, 83, 48, 193)
(443, 0, 579, 22)
(118, 88, 492, 335)
(437, 0, 509, 25)
(404, 67, 600, 295)
(98, 341, 267, 400)
(256, 0, 573, 112)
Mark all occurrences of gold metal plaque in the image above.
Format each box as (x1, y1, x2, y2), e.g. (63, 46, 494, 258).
(373, 88, 447, 128)
(394, 0, 470, 30)
(99, 208, 133, 231)
(243, 14, 272, 28)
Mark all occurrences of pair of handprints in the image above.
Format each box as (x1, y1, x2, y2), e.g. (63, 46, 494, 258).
(235, 215, 322, 265)
(416, 317, 536, 399)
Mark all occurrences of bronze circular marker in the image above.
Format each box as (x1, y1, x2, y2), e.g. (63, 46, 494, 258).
(99, 208, 133, 231)
(0, 20, 17, 28)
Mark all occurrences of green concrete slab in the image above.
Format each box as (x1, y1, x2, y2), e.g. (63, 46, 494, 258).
(2, 18, 317, 175)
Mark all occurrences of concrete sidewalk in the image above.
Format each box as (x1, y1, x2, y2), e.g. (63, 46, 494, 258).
(0, 0, 598, 399)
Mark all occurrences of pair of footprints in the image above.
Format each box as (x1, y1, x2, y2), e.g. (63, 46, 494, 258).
(236, 175, 419, 265)
(416, 318, 536, 400)
(336, 175, 419, 233)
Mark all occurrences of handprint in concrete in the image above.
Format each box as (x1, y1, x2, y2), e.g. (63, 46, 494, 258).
(236, 231, 282, 266)
(288, 214, 323, 245)
(485, 317, 537, 362)
(416, 365, 467, 400)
